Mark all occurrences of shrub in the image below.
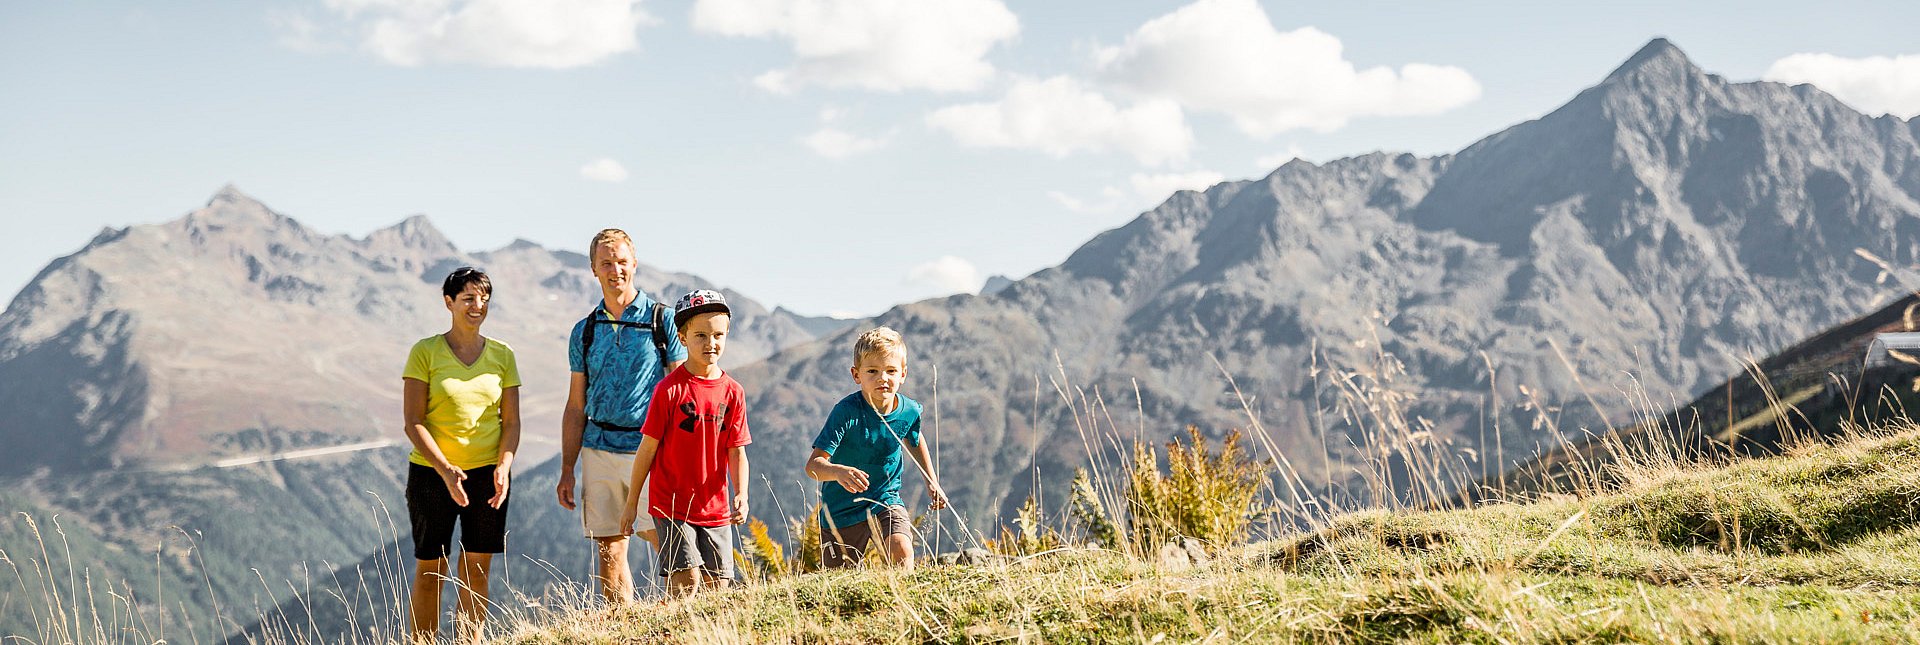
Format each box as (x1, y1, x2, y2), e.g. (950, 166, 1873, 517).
(988, 495, 1061, 556)
(1124, 426, 1268, 554)
(1068, 468, 1121, 550)
(739, 517, 787, 579)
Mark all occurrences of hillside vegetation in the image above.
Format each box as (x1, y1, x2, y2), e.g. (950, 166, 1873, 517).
(506, 425, 1920, 643)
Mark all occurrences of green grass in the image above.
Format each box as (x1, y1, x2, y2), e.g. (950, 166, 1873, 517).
(502, 426, 1920, 643)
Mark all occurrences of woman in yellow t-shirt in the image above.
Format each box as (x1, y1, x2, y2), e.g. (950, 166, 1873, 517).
(401, 266, 520, 644)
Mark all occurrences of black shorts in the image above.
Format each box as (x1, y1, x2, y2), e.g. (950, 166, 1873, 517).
(406, 463, 509, 561)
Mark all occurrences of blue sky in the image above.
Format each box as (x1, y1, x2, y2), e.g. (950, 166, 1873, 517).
(3, 0, 1918, 317)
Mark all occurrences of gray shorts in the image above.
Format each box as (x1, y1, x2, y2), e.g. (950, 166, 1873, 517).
(823, 504, 912, 569)
(655, 517, 734, 579)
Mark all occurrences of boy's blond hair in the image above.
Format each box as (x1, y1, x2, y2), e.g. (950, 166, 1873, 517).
(589, 228, 633, 262)
(853, 327, 906, 367)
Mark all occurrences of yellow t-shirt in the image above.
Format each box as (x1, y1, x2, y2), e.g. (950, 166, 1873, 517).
(403, 335, 520, 470)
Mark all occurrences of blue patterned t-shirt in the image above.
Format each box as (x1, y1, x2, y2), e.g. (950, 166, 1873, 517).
(812, 393, 923, 529)
(567, 294, 687, 453)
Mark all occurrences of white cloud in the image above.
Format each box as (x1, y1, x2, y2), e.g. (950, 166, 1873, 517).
(1254, 145, 1309, 170)
(1765, 53, 1920, 117)
(802, 128, 888, 158)
(1048, 170, 1222, 216)
(309, 0, 651, 68)
(926, 76, 1193, 165)
(1129, 170, 1223, 200)
(579, 158, 630, 182)
(1094, 0, 1479, 136)
(906, 255, 983, 294)
(1046, 187, 1126, 215)
(691, 0, 1019, 93)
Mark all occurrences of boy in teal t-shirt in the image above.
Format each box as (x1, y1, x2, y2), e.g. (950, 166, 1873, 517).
(805, 327, 949, 570)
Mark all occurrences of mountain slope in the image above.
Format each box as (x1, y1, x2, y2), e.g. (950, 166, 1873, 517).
(0, 189, 830, 641)
(0, 187, 824, 474)
(731, 39, 1920, 528)
(1472, 291, 1920, 502)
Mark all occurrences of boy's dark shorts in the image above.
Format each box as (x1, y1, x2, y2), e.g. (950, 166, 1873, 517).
(406, 463, 509, 561)
(822, 504, 911, 569)
(655, 517, 735, 579)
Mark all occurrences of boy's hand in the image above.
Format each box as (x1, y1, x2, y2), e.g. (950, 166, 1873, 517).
(488, 466, 510, 509)
(833, 465, 870, 493)
(730, 493, 749, 525)
(927, 482, 949, 511)
(615, 506, 638, 537)
(437, 466, 469, 507)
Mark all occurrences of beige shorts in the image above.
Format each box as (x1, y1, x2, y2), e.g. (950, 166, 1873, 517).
(580, 447, 654, 539)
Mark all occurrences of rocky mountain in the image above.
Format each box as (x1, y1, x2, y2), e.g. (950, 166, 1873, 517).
(0, 189, 831, 640)
(731, 38, 1920, 527)
(0, 187, 826, 475)
(10, 36, 1920, 641)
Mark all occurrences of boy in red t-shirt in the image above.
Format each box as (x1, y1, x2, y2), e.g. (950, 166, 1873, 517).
(617, 289, 751, 596)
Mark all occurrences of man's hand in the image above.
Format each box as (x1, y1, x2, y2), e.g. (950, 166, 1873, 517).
(730, 493, 750, 525)
(437, 466, 469, 507)
(927, 482, 949, 511)
(488, 466, 511, 509)
(556, 471, 577, 511)
(833, 465, 870, 493)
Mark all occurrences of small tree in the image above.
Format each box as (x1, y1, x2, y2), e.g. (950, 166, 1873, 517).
(988, 495, 1061, 556)
(1125, 426, 1268, 554)
(1069, 468, 1121, 550)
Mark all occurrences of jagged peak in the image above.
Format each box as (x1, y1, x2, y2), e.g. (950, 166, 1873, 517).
(366, 214, 454, 251)
(208, 183, 254, 206)
(1603, 38, 1703, 84)
(183, 184, 294, 230)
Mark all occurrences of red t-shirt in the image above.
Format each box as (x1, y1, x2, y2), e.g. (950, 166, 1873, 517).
(640, 366, 751, 527)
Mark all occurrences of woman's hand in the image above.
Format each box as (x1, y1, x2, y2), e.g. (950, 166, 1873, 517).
(488, 466, 510, 509)
(438, 466, 469, 507)
(926, 483, 949, 511)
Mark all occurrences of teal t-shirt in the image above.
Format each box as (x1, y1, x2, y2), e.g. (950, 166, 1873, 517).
(812, 392, 923, 529)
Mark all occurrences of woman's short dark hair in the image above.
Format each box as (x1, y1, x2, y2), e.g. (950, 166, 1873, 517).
(442, 266, 492, 299)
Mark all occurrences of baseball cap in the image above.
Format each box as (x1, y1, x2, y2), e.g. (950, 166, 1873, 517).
(674, 289, 730, 327)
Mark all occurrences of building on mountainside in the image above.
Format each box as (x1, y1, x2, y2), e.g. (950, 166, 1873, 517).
(1863, 332, 1920, 370)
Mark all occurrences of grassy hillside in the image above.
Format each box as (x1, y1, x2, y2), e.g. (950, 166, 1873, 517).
(503, 425, 1920, 643)
(1477, 293, 1920, 504)
(0, 439, 410, 643)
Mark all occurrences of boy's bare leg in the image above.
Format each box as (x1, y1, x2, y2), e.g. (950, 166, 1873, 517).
(409, 558, 446, 643)
(883, 534, 914, 571)
(638, 528, 659, 551)
(666, 569, 702, 597)
(454, 552, 493, 644)
(595, 536, 633, 603)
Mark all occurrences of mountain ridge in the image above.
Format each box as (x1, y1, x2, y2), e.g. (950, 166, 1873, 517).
(0, 188, 828, 474)
(730, 38, 1920, 525)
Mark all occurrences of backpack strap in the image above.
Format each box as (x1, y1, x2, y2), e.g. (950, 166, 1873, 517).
(649, 302, 670, 367)
(577, 302, 674, 398)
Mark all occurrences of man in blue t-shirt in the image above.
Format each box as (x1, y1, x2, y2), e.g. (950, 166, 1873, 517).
(805, 326, 949, 570)
(557, 229, 686, 604)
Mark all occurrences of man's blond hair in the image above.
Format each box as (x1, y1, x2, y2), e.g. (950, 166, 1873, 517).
(853, 327, 906, 367)
(589, 228, 634, 263)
